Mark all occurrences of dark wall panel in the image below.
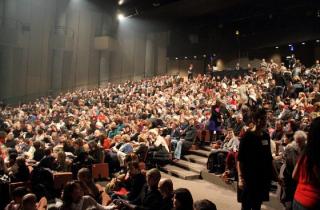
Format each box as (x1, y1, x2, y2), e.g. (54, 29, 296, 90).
(0, 0, 168, 104)
(61, 51, 73, 90)
(99, 51, 110, 84)
(133, 35, 147, 79)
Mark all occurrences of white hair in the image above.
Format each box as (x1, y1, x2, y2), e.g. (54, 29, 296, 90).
(294, 130, 307, 141)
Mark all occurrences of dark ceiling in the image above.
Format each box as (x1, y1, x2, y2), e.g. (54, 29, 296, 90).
(118, 0, 319, 24)
(119, 0, 241, 19)
(115, 0, 320, 58)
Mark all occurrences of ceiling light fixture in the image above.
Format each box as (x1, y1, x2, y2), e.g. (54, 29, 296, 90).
(152, 2, 160, 7)
(117, 13, 125, 21)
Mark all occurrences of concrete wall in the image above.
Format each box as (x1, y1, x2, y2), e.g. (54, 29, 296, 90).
(0, 0, 114, 103)
(110, 21, 168, 83)
(0, 0, 168, 104)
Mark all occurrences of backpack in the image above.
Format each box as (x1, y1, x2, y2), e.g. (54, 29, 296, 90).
(207, 151, 226, 174)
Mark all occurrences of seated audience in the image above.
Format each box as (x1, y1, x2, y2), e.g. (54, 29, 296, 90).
(60, 181, 116, 210)
(114, 168, 163, 210)
(77, 168, 102, 203)
(5, 187, 29, 210)
(9, 156, 30, 182)
(0, 56, 319, 209)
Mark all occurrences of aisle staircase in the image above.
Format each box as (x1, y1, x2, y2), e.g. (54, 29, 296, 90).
(161, 145, 211, 180)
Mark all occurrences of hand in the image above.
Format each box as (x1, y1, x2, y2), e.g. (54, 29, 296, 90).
(6, 201, 15, 210)
(113, 199, 126, 207)
(238, 178, 245, 190)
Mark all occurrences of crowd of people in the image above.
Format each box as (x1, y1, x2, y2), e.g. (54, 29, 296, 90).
(0, 56, 319, 210)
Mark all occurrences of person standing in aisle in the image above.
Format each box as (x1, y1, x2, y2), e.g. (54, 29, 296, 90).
(237, 108, 274, 210)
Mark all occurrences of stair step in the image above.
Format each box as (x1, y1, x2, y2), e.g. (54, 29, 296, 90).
(161, 164, 200, 180)
(172, 159, 205, 173)
(201, 170, 237, 191)
(189, 149, 211, 157)
(184, 154, 208, 166)
(199, 145, 212, 151)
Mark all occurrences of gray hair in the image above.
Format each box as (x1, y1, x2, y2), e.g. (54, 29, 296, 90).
(294, 130, 307, 142)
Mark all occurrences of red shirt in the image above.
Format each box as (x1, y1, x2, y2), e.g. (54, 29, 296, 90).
(294, 156, 320, 208)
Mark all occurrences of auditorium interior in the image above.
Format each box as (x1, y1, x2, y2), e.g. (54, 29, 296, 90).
(0, 0, 320, 210)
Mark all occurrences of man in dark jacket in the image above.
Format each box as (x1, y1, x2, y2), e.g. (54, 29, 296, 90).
(272, 69, 286, 98)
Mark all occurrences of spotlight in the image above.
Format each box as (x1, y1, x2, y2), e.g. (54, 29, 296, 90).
(275, 46, 279, 49)
(316, 40, 320, 43)
(175, 57, 178, 60)
(184, 56, 188, 59)
(288, 44, 292, 47)
(301, 42, 306, 45)
(193, 56, 197, 59)
(117, 13, 125, 21)
(235, 30, 240, 36)
(118, 0, 124, 5)
(203, 54, 207, 58)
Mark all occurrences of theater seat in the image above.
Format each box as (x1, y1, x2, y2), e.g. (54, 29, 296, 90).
(53, 172, 73, 190)
(92, 163, 109, 181)
(9, 182, 29, 197)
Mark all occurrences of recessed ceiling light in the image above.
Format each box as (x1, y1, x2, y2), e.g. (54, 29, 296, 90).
(288, 44, 292, 47)
(301, 42, 306, 45)
(152, 2, 160, 7)
(185, 57, 188, 59)
(203, 54, 207, 58)
(316, 40, 320, 43)
(275, 46, 279, 49)
(117, 13, 125, 21)
(175, 57, 178, 60)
